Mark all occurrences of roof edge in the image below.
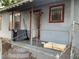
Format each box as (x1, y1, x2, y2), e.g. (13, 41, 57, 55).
(0, 0, 33, 12)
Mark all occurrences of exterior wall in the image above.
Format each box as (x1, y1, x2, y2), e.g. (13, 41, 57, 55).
(38, 0, 71, 44)
(0, 0, 72, 44)
(0, 12, 11, 39)
(0, 11, 31, 39)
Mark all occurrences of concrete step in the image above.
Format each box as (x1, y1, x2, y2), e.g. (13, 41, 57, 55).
(3, 46, 32, 59)
(7, 53, 31, 59)
(11, 46, 29, 53)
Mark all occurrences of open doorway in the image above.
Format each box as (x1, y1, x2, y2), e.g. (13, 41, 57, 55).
(32, 10, 42, 46)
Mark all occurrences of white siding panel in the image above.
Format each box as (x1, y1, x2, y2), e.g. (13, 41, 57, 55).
(40, 30, 69, 44)
(40, 0, 71, 44)
(0, 13, 11, 39)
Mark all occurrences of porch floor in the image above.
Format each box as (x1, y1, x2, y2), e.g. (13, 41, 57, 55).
(12, 40, 61, 56)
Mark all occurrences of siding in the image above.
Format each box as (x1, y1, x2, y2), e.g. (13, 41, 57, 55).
(0, 12, 11, 39)
(40, 0, 71, 44)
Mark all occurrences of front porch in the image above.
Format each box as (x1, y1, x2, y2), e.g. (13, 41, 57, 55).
(0, 0, 77, 59)
(2, 39, 70, 59)
(8, 0, 70, 53)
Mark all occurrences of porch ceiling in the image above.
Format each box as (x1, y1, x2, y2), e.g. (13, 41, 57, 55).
(34, 0, 64, 6)
(0, 0, 64, 12)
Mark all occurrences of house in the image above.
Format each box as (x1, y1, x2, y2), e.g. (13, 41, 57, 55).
(0, 0, 71, 43)
(0, 0, 78, 59)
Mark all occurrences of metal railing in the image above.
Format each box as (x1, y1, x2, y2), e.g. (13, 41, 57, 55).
(70, 21, 79, 59)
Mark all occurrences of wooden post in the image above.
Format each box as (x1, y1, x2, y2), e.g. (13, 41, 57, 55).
(30, 8, 33, 45)
(12, 11, 14, 29)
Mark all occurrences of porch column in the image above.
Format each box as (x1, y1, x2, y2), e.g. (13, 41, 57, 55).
(70, 0, 75, 59)
(12, 11, 14, 29)
(30, 8, 33, 45)
(11, 11, 14, 39)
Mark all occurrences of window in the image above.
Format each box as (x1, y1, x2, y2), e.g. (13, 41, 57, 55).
(14, 13, 21, 30)
(49, 4, 64, 23)
(0, 16, 2, 30)
(9, 12, 21, 30)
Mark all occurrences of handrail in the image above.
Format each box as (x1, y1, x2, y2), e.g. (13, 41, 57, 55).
(70, 21, 79, 59)
(60, 43, 71, 56)
(73, 21, 79, 25)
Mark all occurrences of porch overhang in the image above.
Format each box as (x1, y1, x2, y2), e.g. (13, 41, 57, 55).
(0, 0, 64, 12)
(0, 0, 33, 12)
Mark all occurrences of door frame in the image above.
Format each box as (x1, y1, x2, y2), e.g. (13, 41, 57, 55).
(30, 9, 41, 41)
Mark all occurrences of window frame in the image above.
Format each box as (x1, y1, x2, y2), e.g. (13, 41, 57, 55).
(14, 12, 21, 30)
(9, 13, 13, 31)
(9, 12, 21, 31)
(49, 4, 64, 23)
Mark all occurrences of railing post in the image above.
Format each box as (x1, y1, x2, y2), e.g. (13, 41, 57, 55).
(70, 21, 75, 59)
(56, 54, 59, 59)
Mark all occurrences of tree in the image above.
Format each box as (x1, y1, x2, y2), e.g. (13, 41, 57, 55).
(0, 0, 18, 6)
(2, 0, 11, 6)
